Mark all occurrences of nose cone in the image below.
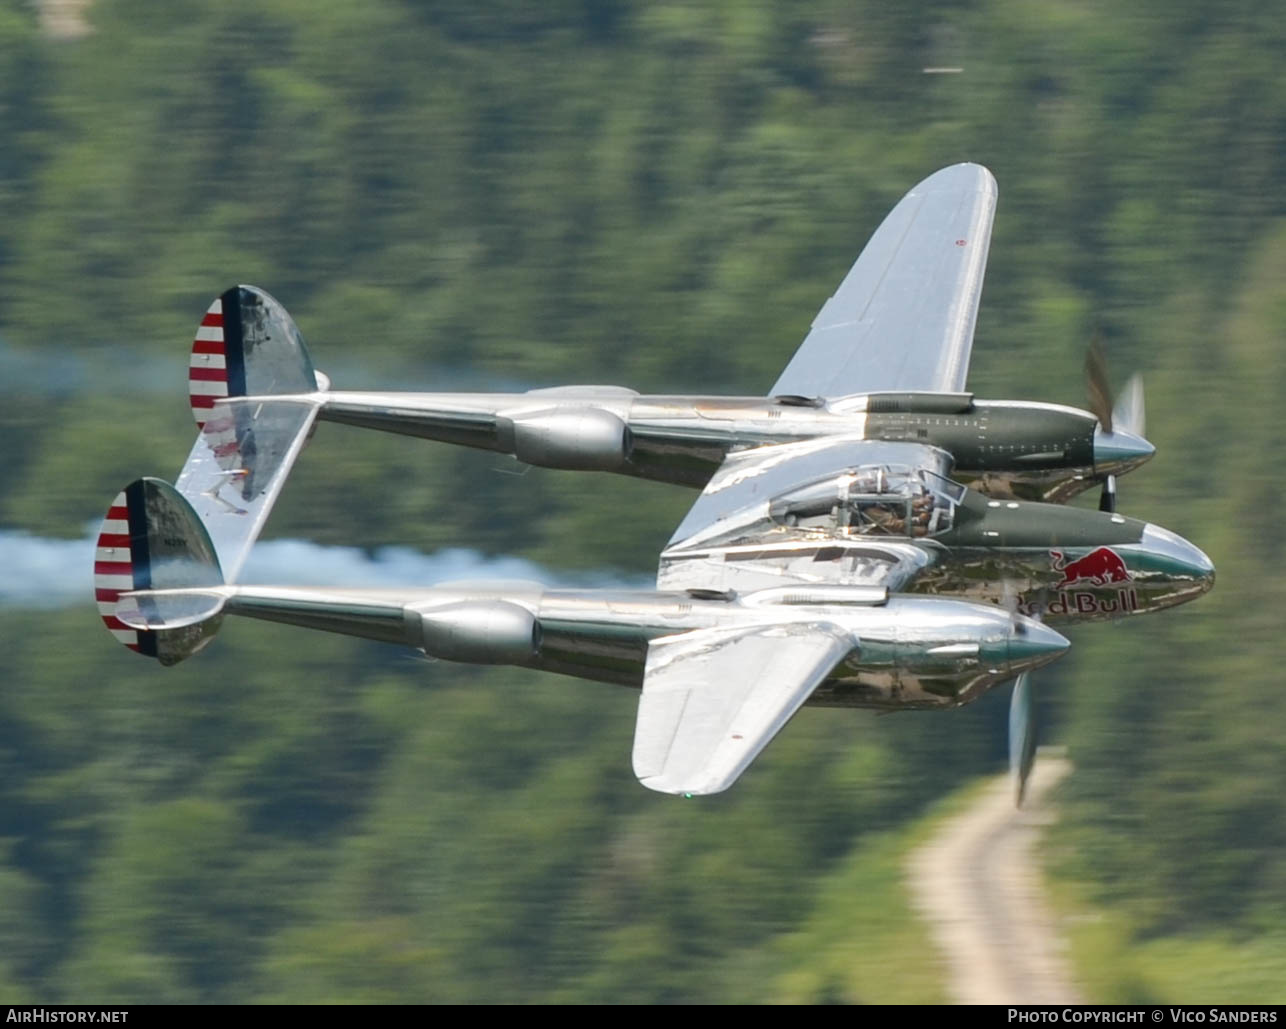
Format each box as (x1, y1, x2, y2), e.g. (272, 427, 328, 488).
(1093, 426, 1156, 477)
(1141, 523, 1216, 591)
(1007, 616, 1070, 674)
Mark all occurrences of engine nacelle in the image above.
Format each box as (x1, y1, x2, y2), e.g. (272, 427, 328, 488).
(498, 408, 633, 471)
(416, 600, 541, 665)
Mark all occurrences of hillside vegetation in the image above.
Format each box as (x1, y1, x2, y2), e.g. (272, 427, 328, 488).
(1, 0, 1283, 1001)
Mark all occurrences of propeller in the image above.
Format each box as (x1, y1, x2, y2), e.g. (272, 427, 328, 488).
(1115, 371, 1146, 438)
(1085, 339, 1148, 514)
(1009, 672, 1036, 806)
(1085, 337, 1115, 435)
(1002, 583, 1046, 806)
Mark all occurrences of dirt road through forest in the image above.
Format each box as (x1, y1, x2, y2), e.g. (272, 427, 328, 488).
(908, 754, 1083, 1005)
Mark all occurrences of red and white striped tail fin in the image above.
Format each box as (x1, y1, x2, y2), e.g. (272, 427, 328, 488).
(189, 296, 229, 428)
(93, 478, 225, 665)
(188, 284, 320, 431)
(94, 490, 142, 653)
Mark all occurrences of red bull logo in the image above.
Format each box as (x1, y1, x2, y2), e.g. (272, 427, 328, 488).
(1050, 547, 1132, 588)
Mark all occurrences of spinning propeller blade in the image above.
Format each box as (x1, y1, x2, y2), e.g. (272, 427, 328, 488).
(1086, 340, 1148, 514)
(1114, 372, 1146, 439)
(1002, 585, 1046, 806)
(1085, 337, 1115, 435)
(1009, 672, 1037, 806)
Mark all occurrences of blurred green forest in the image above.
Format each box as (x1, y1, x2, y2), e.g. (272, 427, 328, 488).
(1, 0, 1283, 1003)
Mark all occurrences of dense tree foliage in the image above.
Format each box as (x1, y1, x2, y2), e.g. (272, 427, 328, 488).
(1, 0, 1283, 1001)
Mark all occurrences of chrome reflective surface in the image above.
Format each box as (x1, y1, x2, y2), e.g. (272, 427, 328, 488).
(654, 445, 1213, 627)
(656, 538, 935, 594)
(1005, 620, 1070, 666)
(91, 164, 1213, 801)
(770, 163, 996, 398)
(1092, 425, 1156, 477)
(311, 388, 1141, 501)
(534, 589, 1070, 710)
(178, 398, 321, 581)
(1137, 522, 1216, 576)
(125, 580, 1068, 712)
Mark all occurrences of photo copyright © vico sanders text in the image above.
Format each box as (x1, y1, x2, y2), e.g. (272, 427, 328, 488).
(1009, 1013, 1279, 1024)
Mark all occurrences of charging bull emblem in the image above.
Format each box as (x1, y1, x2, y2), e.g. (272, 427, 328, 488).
(1050, 547, 1132, 588)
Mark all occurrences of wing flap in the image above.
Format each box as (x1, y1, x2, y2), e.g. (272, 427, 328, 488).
(771, 163, 997, 397)
(633, 622, 855, 795)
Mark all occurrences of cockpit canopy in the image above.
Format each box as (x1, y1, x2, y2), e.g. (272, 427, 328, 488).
(768, 464, 964, 538)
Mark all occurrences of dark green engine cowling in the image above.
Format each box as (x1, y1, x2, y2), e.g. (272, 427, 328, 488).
(862, 396, 1098, 501)
(935, 491, 1144, 550)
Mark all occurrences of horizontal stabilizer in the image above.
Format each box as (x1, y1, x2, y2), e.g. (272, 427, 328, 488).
(115, 587, 230, 631)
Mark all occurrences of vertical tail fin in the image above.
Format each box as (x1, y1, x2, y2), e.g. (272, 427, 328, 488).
(94, 478, 225, 665)
(177, 285, 325, 582)
(187, 285, 321, 429)
(98, 286, 326, 662)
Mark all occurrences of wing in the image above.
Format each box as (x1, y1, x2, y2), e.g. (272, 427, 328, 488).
(771, 163, 997, 398)
(632, 622, 855, 795)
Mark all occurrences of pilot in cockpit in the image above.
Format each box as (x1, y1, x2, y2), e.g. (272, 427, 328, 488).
(911, 493, 933, 536)
(860, 501, 907, 535)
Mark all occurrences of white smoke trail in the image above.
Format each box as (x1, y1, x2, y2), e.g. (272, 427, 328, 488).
(0, 342, 177, 396)
(1, 531, 97, 607)
(240, 540, 556, 588)
(2, 529, 645, 609)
